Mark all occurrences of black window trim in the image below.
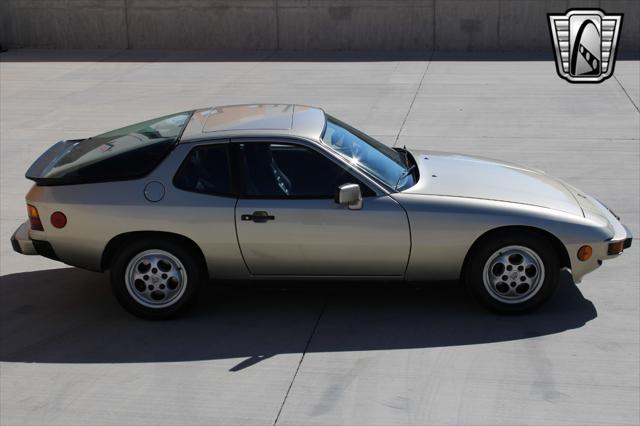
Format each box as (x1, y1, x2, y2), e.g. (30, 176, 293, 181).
(29, 110, 195, 187)
(172, 139, 238, 198)
(319, 114, 418, 193)
(229, 137, 383, 200)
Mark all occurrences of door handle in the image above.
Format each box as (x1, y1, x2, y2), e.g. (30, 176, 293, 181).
(241, 211, 275, 222)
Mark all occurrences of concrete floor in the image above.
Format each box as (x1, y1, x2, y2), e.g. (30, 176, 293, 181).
(0, 50, 638, 425)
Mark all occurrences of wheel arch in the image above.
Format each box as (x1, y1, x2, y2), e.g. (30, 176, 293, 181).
(101, 231, 208, 276)
(460, 225, 571, 280)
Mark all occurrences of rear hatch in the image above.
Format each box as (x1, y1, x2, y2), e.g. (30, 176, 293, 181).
(26, 111, 192, 185)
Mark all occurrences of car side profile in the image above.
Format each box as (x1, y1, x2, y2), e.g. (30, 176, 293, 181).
(11, 104, 633, 319)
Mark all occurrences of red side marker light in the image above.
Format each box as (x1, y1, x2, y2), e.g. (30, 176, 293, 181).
(50, 211, 67, 229)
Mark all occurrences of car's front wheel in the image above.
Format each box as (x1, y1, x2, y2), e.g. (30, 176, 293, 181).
(110, 238, 202, 319)
(465, 232, 560, 314)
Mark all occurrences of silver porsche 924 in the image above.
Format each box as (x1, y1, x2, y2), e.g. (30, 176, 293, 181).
(11, 104, 632, 319)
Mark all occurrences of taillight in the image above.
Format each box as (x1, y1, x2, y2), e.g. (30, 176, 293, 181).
(27, 204, 44, 231)
(50, 211, 67, 229)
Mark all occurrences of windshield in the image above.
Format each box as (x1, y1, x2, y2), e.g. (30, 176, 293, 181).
(38, 111, 192, 181)
(322, 115, 414, 190)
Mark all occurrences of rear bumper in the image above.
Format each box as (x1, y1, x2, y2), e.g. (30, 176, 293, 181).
(11, 221, 36, 255)
(11, 221, 58, 260)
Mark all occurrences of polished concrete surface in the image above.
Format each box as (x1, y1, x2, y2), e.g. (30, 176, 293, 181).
(1, 49, 638, 425)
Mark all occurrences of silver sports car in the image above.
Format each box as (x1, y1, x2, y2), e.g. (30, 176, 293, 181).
(11, 104, 632, 319)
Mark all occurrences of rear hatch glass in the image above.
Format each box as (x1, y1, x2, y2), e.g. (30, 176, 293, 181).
(26, 111, 193, 185)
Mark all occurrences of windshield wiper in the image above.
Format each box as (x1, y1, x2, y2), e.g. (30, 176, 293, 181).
(395, 164, 417, 190)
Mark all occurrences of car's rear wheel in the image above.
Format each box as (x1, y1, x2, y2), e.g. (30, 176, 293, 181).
(110, 238, 202, 319)
(465, 232, 560, 314)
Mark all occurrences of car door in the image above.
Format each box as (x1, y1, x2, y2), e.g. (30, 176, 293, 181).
(232, 139, 411, 277)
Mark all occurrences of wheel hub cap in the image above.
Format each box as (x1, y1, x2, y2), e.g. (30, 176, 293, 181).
(482, 245, 545, 304)
(125, 249, 188, 309)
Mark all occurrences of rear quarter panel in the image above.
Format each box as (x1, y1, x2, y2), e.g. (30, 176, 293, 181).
(25, 143, 247, 279)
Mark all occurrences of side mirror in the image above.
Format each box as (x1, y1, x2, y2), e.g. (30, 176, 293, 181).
(334, 183, 363, 210)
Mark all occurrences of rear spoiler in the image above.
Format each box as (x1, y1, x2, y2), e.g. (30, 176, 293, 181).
(25, 139, 85, 185)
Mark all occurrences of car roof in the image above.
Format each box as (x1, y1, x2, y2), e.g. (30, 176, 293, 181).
(179, 104, 326, 143)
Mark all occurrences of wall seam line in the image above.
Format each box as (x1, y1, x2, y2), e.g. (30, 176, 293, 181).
(123, 0, 130, 49)
(275, 0, 280, 50)
(433, 0, 437, 51)
(497, 0, 502, 51)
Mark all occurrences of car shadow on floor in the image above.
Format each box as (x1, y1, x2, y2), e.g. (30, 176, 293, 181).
(0, 268, 597, 370)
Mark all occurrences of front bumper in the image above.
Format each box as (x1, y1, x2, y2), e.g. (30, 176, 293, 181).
(570, 200, 633, 283)
(608, 224, 633, 255)
(599, 219, 633, 260)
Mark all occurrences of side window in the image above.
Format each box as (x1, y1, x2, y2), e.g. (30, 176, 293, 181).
(236, 142, 375, 198)
(174, 144, 233, 196)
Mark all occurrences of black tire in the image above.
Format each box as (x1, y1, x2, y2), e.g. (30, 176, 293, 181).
(464, 231, 560, 314)
(110, 237, 203, 319)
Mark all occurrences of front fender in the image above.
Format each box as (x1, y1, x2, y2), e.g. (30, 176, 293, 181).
(393, 194, 612, 282)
